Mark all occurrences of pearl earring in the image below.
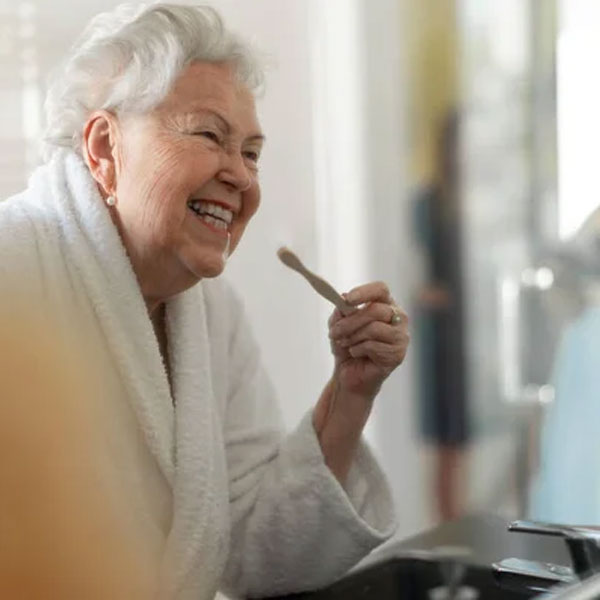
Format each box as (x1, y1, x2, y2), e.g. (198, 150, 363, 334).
(106, 195, 116, 207)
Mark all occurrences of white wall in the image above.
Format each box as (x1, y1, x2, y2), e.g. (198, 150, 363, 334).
(212, 0, 333, 430)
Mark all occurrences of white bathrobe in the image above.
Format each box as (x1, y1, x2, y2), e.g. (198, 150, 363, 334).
(0, 150, 396, 599)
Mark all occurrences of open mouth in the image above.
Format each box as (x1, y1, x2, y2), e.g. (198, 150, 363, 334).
(187, 199, 233, 232)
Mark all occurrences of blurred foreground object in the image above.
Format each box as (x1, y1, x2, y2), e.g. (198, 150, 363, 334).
(0, 302, 155, 599)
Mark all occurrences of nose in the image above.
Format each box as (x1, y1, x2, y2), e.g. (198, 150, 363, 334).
(218, 150, 252, 192)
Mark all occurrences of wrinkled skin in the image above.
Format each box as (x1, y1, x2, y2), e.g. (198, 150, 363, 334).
(83, 61, 264, 310)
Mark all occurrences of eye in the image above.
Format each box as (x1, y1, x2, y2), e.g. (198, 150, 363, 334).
(194, 130, 221, 144)
(243, 150, 260, 163)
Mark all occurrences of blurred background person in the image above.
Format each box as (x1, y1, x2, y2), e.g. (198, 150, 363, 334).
(404, 0, 471, 523)
(414, 109, 471, 522)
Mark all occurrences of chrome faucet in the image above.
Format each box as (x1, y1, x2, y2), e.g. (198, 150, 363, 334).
(493, 520, 600, 594)
(539, 570, 600, 600)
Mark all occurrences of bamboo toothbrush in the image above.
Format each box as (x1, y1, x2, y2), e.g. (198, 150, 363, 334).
(277, 246, 354, 314)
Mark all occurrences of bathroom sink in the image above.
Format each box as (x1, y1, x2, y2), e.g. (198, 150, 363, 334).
(260, 554, 541, 600)
(256, 515, 582, 600)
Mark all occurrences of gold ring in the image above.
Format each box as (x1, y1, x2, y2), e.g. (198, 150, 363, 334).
(390, 307, 402, 325)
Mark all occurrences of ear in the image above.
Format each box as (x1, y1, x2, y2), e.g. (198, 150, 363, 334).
(81, 111, 120, 198)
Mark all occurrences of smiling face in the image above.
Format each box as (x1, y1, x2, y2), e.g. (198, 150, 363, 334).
(97, 62, 264, 307)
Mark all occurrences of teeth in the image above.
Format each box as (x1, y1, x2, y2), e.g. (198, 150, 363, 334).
(188, 200, 233, 224)
(202, 214, 228, 230)
(187, 202, 229, 230)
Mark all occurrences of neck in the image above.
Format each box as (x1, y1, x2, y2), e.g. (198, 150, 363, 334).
(142, 274, 197, 317)
(148, 299, 163, 321)
(141, 271, 200, 317)
(107, 199, 199, 316)
(146, 298, 164, 318)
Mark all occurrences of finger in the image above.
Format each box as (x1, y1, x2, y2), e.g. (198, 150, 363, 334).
(339, 294, 360, 318)
(348, 339, 408, 367)
(330, 337, 351, 357)
(328, 307, 343, 329)
(338, 320, 400, 349)
(330, 302, 408, 339)
(327, 302, 360, 334)
(344, 281, 392, 306)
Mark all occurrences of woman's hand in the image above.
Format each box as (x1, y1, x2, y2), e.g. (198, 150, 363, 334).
(312, 281, 409, 484)
(328, 281, 409, 399)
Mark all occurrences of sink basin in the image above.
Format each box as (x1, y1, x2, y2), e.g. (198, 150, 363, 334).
(260, 555, 543, 600)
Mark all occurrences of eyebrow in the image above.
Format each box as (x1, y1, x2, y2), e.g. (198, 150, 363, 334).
(185, 108, 266, 143)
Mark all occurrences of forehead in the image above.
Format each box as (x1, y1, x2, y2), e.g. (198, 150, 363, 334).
(159, 61, 260, 132)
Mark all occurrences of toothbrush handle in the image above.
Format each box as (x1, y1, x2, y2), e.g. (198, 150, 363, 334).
(301, 269, 353, 313)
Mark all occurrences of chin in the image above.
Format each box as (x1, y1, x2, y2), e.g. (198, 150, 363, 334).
(188, 255, 227, 280)
(199, 265, 225, 279)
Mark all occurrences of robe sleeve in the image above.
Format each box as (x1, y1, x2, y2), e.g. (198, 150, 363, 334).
(219, 290, 396, 598)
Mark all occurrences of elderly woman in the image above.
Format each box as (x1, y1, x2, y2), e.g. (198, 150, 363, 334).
(0, 4, 409, 599)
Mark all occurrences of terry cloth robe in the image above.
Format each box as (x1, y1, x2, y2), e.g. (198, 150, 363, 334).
(0, 150, 396, 600)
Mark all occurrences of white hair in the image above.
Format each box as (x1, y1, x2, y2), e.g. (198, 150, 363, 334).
(42, 3, 265, 161)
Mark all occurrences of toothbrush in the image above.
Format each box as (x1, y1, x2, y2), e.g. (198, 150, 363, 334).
(277, 246, 354, 314)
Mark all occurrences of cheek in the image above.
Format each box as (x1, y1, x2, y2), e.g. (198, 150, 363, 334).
(138, 142, 190, 199)
(120, 140, 210, 236)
